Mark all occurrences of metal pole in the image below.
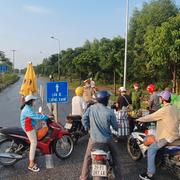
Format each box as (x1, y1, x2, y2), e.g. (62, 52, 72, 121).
(50, 36, 60, 123)
(48, 75, 58, 123)
(57, 40, 60, 81)
(51, 36, 60, 80)
(44, 77, 54, 168)
(12, 50, 16, 73)
(123, 0, 129, 88)
(53, 103, 58, 123)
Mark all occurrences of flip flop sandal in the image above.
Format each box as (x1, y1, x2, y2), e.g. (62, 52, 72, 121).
(28, 163, 40, 172)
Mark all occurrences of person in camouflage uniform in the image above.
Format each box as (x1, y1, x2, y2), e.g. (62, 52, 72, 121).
(130, 83, 142, 111)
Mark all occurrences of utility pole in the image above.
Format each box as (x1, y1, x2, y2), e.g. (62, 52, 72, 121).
(12, 50, 16, 73)
(123, 0, 129, 88)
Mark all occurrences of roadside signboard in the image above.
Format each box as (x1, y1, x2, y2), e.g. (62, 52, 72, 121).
(46, 81, 68, 103)
(0, 65, 8, 72)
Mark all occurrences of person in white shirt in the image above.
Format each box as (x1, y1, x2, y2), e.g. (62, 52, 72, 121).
(72, 86, 85, 116)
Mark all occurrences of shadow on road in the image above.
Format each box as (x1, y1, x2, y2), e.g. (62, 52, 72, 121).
(0, 136, 178, 180)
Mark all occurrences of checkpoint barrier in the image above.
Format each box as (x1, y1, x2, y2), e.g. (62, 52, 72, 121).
(111, 110, 129, 137)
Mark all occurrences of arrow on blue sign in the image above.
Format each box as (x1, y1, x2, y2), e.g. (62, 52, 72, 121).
(56, 84, 59, 92)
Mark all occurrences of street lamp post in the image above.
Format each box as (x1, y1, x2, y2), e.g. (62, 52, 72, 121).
(50, 36, 61, 123)
(51, 36, 60, 80)
(40, 51, 45, 76)
(12, 50, 16, 73)
(123, 0, 129, 88)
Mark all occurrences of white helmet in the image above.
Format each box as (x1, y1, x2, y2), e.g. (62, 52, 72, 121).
(25, 95, 37, 102)
(119, 87, 126, 92)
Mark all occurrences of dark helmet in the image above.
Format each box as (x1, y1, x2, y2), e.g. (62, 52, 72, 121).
(95, 90, 111, 106)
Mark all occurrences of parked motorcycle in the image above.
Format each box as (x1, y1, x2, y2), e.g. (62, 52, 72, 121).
(127, 122, 180, 178)
(64, 115, 88, 144)
(0, 118, 74, 166)
(91, 143, 114, 180)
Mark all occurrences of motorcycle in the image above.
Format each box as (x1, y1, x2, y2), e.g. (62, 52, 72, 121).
(127, 122, 180, 178)
(64, 115, 87, 144)
(91, 143, 114, 180)
(0, 118, 74, 166)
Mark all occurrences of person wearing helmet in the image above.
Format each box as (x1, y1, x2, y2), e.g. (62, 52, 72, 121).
(72, 86, 85, 116)
(20, 94, 52, 172)
(147, 84, 160, 113)
(164, 87, 177, 105)
(136, 91, 179, 180)
(83, 79, 94, 104)
(80, 90, 122, 180)
(130, 83, 142, 111)
(116, 86, 132, 110)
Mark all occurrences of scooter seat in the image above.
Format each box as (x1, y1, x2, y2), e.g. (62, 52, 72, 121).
(66, 115, 82, 121)
(167, 139, 180, 146)
(92, 142, 110, 152)
(0, 127, 27, 137)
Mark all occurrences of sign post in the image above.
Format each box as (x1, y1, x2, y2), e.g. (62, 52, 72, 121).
(0, 65, 8, 84)
(46, 81, 68, 122)
(0, 65, 8, 72)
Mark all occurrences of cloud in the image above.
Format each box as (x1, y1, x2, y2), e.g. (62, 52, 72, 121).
(23, 5, 51, 14)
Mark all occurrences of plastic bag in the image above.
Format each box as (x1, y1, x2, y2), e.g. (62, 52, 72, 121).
(37, 122, 48, 140)
(143, 135, 155, 146)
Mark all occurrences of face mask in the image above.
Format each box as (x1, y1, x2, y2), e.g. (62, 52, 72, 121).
(121, 92, 126, 95)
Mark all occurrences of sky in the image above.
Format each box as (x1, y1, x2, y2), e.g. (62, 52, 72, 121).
(0, 0, 179, 69)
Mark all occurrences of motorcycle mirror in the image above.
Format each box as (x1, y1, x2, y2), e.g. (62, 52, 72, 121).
(38, 106, 42, 113)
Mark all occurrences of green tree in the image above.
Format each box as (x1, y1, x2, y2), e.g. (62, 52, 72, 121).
(145, 14, 180, 92)
(60, 48, 77, 81)
(128, 0, 178, 83)
(73, 49, 100, 83)
(98, 37, 124, 92)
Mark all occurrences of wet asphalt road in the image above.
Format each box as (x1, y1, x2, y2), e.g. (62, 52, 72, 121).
(0, 77, 178, 180)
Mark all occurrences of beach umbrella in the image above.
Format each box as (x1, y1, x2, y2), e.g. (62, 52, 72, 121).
(19, 62, 37, 96)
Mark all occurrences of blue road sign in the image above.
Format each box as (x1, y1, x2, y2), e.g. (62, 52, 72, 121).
(47, 81, 68, 103)
(0, 65, 8, 72)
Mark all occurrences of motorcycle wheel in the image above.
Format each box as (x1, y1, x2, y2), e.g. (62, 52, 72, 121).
(173, 165, 180, 179)
(163, 154, 180, 179)
(54, 135, 74, 159)
(0, 139, 19, 166)
(127, 135, 142, 161)
(71, 133, 79, 145)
